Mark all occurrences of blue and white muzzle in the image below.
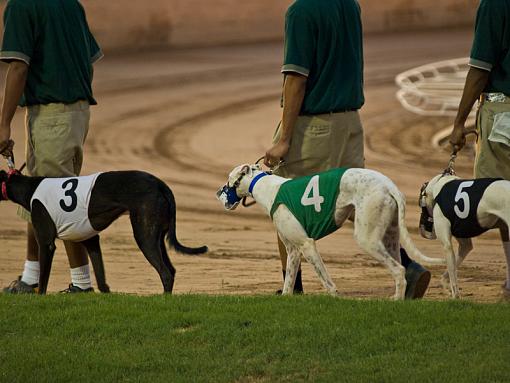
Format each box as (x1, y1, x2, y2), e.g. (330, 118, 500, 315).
(216, 184, 242, 210)
(217, 171, 269, 211)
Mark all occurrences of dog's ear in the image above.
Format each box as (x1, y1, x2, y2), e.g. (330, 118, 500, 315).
(241, 165, 251, 176)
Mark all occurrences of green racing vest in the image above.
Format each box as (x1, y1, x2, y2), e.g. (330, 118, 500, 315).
(270, 168, 348, 240)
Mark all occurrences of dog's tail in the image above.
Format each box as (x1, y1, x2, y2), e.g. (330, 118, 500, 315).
(163, 183, 208, 256)
(392, 188, 445, 265)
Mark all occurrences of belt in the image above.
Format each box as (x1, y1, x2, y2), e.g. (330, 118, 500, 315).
(481, 93, 510, 103)
(300, 108, 358, 116)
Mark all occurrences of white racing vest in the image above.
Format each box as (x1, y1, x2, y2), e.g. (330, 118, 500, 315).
(30, 173, 102, 241)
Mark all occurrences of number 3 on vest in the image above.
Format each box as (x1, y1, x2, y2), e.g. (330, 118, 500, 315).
(301, 175, 325, 213)
(60, 179, 79, 213)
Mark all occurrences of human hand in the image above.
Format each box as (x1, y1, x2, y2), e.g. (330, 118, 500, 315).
(449, 123, 467, 154)
(0, 123, 14, 158)
(264, 141, 290, 168)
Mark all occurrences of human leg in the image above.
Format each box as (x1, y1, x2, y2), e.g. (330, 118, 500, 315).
(3, 223, 42, 293)
(272, 116, 336, 292)
(474, 100, 510, 179)
(12, 102, 91, 291)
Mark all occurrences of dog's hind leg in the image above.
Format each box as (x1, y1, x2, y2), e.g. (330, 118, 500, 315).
(160, 236, 176, 291)
(359, 239, 406, 300)
(496, 222, 510, 290)
(299, 239, 338, 296)
(130, 211, 175, 293)
(355, 207, 406, 299)
(82, 236, 110, 293)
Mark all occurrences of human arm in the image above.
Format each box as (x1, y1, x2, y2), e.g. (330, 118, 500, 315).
(264, 3, 312, 167)
(451, 0, 504, 152)
(449, 66, 489, 152)
(0, 60, 28, 156)
(0, 0, 34, 156)
(264, 73, 307, 167)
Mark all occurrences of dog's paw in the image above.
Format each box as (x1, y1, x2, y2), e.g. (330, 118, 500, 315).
(440, 274, 450, 293)
(98, 284, 111, 293)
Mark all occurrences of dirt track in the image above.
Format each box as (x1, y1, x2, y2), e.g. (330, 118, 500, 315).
(1, 28, 508, 301)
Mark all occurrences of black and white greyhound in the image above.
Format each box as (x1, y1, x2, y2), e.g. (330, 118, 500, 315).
(0, 169, 208, 294)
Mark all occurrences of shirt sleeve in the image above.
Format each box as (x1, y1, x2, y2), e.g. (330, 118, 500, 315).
(0, 0, 35, 65)
(281, 5, 315, 77)
(469, 0, 504, 71)
(89, 31, 104, 64)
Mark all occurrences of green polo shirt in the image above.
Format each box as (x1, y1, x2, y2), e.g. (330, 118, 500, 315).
(470, 0, 510, 95)
(282, 0, 364, 115)
(0, 0, 103, 106)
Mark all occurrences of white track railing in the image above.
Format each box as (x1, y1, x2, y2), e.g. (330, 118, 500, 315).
(396, 57, 471, 117)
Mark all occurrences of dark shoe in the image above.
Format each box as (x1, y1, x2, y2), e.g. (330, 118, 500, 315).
(405, 261, 431, 299)
(60, 284, 94, 294)
(3, 276, 38, 294)
(502, 283, 510, 300)
(275, 288, 304, 295)
(276, 269, 304, 295)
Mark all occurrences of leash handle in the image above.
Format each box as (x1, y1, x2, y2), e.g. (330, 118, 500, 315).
(6, 156, 15, 170)
(445, 130, 478, 175)
(242, 155, 285, 209)
(255, 155, 285, 173)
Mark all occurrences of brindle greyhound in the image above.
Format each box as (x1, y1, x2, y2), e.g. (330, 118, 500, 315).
(0, 169, 207, 294)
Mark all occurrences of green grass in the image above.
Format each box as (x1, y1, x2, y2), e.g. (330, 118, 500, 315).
(0, 295, 509, 383)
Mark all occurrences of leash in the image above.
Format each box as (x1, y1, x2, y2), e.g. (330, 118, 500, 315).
(443, 150, 457, 176)
(2, 155, 25, 200)
(255, 155, 285, 174)
(443, 130, 478, 176)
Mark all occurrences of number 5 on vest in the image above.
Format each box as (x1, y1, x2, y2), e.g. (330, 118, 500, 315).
(301, 175, 325, 213)
(454, 181, 474, 219)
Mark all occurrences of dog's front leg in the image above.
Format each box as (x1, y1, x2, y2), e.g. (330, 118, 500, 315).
(282, 242, 301, 295)
(32, 202, 58, 294)
(436, 224, 460, 298)
(37, 241, 56, 295)
(300, 239, 338, 296)
(83, 235, 110, 293)
(441, 238, 473, 292)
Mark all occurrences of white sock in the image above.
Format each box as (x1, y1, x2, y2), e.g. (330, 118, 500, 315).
(70, 264, 92, 290)
(21, 260, 40, 286)
(503, 241, 510, 290)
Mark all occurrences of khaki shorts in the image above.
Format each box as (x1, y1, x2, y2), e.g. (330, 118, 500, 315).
(272, 111, 364, 178)
(19, 101, 90, 221)
(474, 98, 510, 180)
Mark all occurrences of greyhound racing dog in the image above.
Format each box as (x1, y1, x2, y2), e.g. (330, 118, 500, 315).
(0, 169, 208, 294)
(419, 173, 510, 298)
(218, 164, 444, 300)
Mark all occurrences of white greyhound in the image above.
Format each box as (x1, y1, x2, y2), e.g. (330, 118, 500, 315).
(420, 173, 510, 298)
(218, 164, 444, 300)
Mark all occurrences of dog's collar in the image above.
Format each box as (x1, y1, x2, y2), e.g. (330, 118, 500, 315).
(1, 169, 20, 201)
(1, 181, 7, 200)
(249, 172, 269, 194)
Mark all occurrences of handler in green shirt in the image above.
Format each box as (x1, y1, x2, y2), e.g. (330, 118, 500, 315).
(0, 0, 103, 294)
(450, 0, 510, 297)
(264, 0, 430, 298)
(451, 0, 510, 177)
